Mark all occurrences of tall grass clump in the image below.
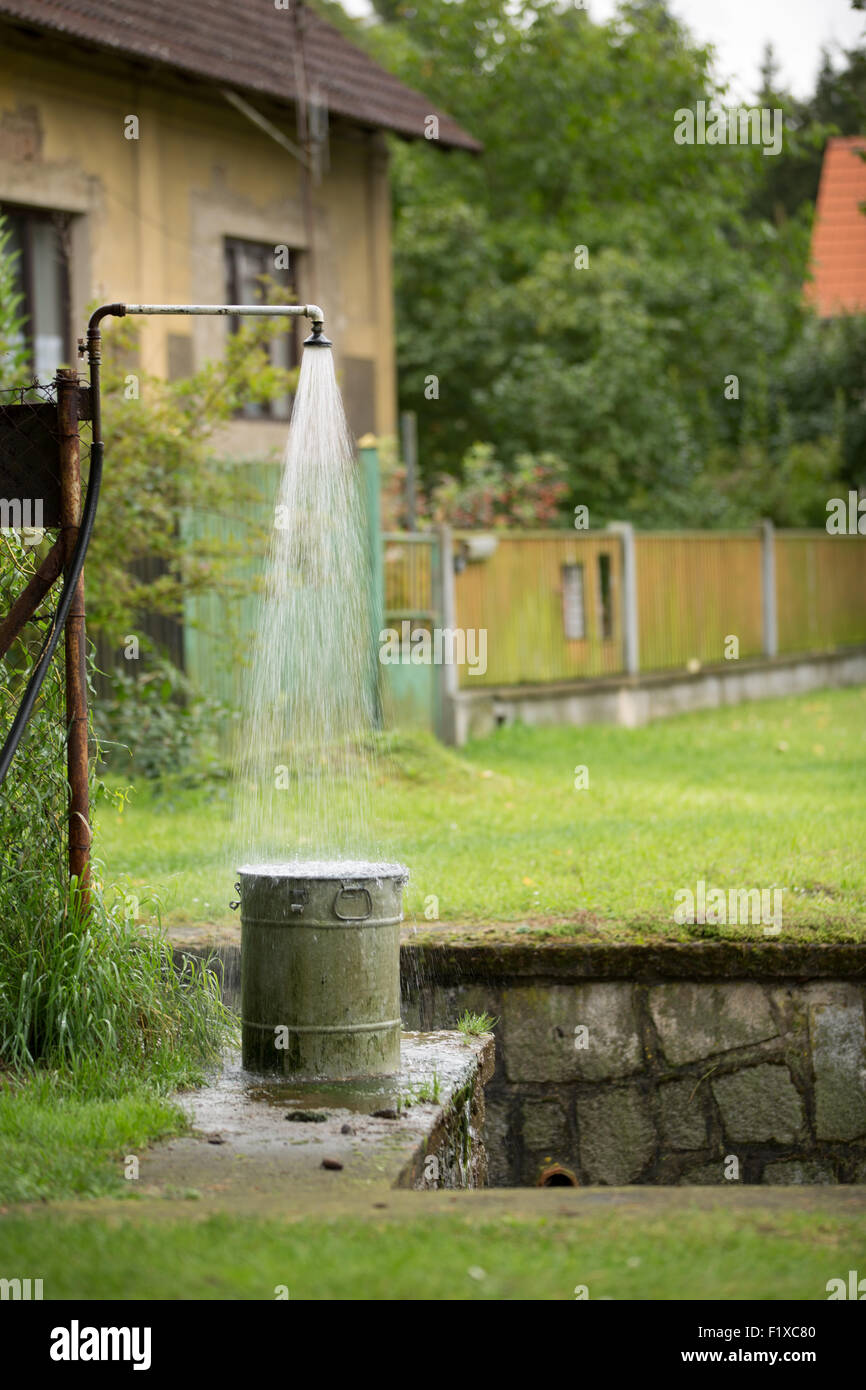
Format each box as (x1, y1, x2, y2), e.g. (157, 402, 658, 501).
(0, 875, 234, 1087)
(0, 533, 235, 1093)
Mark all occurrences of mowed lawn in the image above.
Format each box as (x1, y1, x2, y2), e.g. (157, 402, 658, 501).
(1, 1199, 863, 1301)
(94, 686, 866, 940)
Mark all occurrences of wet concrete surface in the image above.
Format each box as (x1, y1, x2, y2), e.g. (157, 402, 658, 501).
(135, 1032, 492, 1201)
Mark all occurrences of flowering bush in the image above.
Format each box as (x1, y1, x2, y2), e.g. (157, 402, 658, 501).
(428, 442, 569, 528)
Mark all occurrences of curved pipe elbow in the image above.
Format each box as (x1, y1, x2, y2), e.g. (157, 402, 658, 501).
(87, 303, 126, 334)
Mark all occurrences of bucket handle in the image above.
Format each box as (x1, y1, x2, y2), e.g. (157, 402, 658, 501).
(333, 884, 373, 921)
(230, 881, 242, 911)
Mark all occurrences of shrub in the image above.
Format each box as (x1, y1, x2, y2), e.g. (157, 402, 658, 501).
(93, 648, 232, 784)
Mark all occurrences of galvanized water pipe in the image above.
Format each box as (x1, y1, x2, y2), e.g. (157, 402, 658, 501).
(30, 300, 327, 869)
(57, 368, 90, 901)
(120, 303, 324, 324)
(79, 299, 328, 495)
(85, 302, 323, 330)
(0, 306, 330, 820)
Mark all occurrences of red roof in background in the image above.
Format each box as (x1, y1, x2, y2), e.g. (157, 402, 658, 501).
(0, 0, 481, 152)
(806, 136, 866, 317)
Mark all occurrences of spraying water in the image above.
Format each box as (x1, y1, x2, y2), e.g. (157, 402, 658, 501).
(233, 343, 391, 871)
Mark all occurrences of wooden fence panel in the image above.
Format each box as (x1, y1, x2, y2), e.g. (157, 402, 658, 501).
(635, 532, 763, 671)
(454, 532, 622, 687)
(383, 533, 435, 618)
(776, 532, 866, 653)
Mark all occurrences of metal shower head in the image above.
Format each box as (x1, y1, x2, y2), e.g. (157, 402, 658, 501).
(303, 324, 333, 349)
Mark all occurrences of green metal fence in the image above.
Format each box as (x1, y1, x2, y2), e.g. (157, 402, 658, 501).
(182, 452, 445, 734)
(182, 460, 280, 708)
(380, 531, 442, 733)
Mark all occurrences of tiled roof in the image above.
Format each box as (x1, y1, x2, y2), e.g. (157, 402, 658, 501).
(0, 0, 480, 152)
(806, 136, 866, 317)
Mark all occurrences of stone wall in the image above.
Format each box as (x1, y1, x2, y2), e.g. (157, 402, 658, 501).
(402, 944, 866, 1186)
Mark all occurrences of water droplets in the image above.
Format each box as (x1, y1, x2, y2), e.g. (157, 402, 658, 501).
(234, 347, 382, 867)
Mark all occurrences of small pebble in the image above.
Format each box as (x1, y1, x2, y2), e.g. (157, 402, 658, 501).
(372, 1108, 399, 1120)
(340, 1123, 354, 1135)
(285, 1111, 328, 1123)
(206, 1134, 225, 1145)
(322, 1157, 343, 1171)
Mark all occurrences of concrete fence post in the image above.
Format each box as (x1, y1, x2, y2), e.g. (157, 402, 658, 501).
(609, 521, 639, 676)
(761, 519, 778, 659)
(437, 523, 459, 745)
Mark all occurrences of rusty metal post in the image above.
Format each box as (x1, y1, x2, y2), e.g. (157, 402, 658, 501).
(56, 368, 90, 902)
(0, 537, 64, 659)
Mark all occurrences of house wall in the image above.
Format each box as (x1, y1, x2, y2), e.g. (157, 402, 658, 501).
(0, 27, 397, 450)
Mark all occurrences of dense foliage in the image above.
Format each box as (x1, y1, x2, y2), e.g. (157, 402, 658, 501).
(317, 0, 866, 527)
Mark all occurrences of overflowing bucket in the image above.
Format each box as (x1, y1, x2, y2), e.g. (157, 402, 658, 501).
(238, 862, 408, 1078)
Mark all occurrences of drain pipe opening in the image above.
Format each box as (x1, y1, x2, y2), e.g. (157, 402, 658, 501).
(537, 1164, 579, 1188)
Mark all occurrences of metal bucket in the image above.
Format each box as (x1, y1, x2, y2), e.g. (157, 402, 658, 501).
(238, 863, 407, 1078)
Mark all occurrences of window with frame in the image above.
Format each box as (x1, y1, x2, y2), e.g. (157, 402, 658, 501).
(561, 562, 586, 641)
(2, 204, 71, 379)
(224, 238, 300, 420)
(597, 552, 614, 640)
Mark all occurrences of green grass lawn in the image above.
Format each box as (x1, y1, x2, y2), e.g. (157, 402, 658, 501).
(94, 687, 866, 940)
(3, 687, 860, 1303)
(0, 1200, 862, 1300)
(0, 1071, 191, 1204)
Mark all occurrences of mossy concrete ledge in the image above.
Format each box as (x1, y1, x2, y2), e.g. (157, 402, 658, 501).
(171, 940, 866, 1019)
(403, 939, 866, 983)
(138, 1032, 495, 1200)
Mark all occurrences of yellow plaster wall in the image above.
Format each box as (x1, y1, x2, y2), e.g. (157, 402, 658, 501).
(0, 33, 397, 448)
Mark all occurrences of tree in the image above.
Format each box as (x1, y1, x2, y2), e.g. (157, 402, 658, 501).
(360, 0, 813, 524)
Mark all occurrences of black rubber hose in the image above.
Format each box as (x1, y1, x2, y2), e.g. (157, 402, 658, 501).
(0, 439, 104, 786)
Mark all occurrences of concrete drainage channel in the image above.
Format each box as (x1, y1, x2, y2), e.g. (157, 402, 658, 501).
(139, 1031, 494, 1198)
(173, 938, 866, 1189)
